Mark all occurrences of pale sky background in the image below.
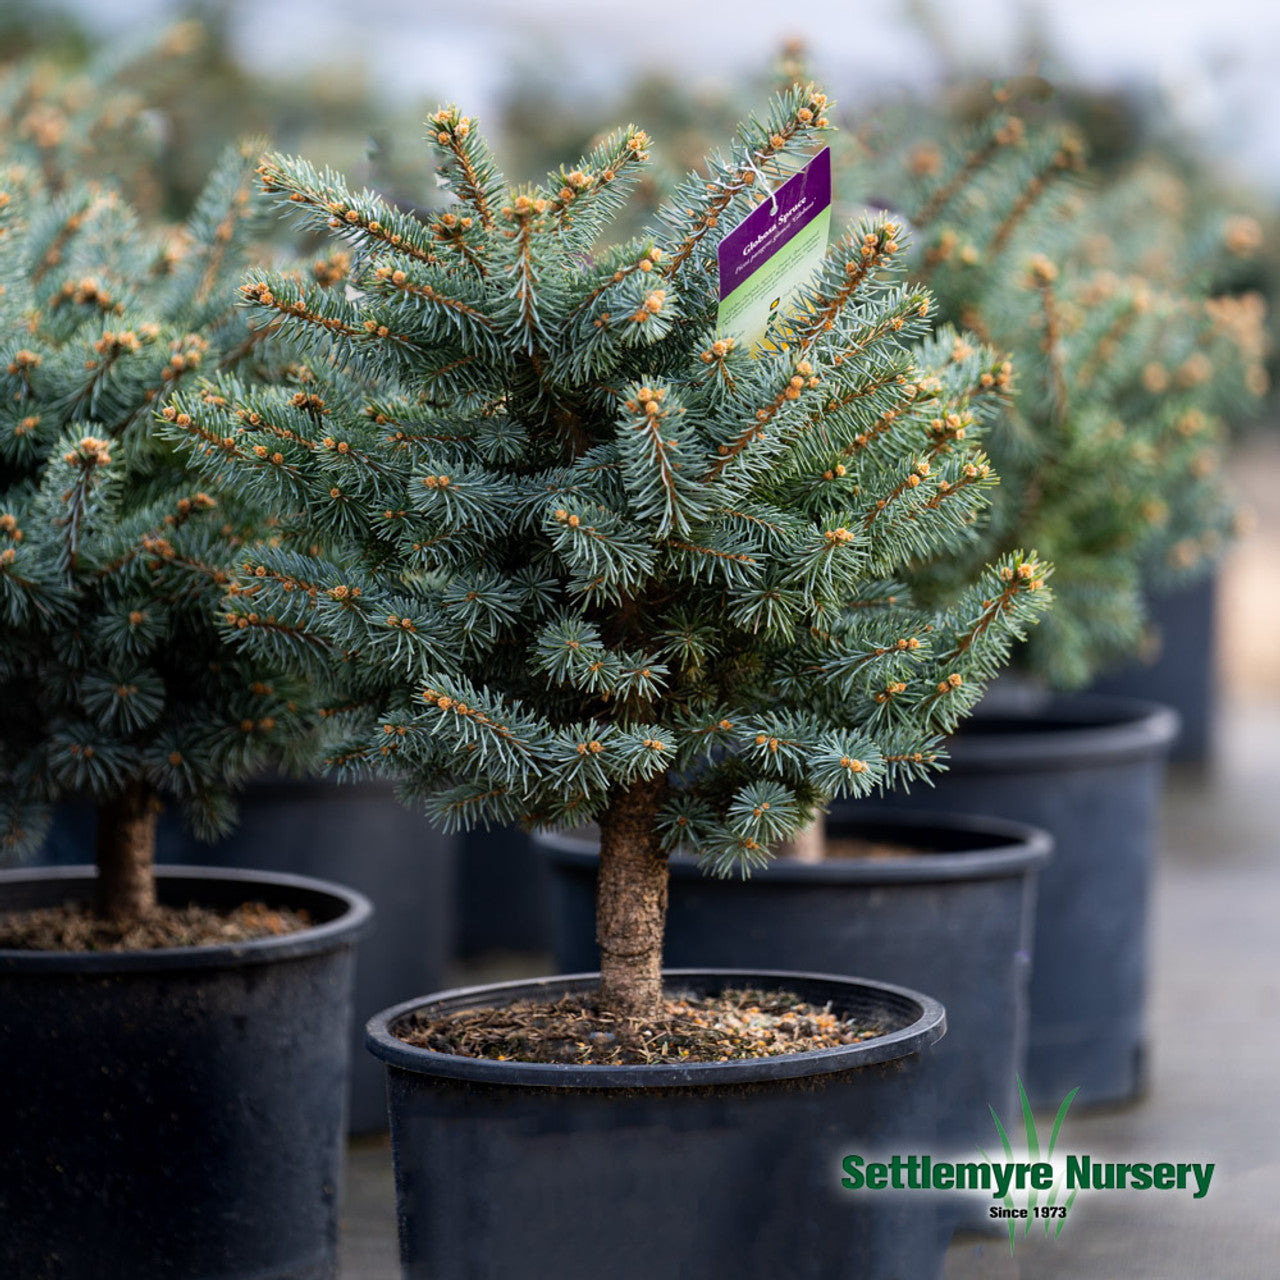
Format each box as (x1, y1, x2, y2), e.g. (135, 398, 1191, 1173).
(49, 0, 1280, 190)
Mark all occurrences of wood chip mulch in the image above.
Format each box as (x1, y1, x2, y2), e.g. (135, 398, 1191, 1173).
(398, 987, 882, 1066)
(0, 901, 312, 952)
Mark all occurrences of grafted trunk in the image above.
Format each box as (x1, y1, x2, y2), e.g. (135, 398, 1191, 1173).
(94, 780, 158, 923)
(778, 813, 826, 863)
(596, 776, 668, 1020)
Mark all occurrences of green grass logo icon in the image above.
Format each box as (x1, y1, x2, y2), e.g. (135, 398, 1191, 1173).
(982, 1077, 1081, 1252)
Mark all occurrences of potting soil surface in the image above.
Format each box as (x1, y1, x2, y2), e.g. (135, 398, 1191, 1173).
(0, 900, 312, 951)
(397, 986, 882, 1064)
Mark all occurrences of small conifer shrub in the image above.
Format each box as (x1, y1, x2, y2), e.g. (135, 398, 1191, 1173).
(858, 96, 1267, 686)
(0, 140, 328, 922)
(166, 89, 1051, 1020)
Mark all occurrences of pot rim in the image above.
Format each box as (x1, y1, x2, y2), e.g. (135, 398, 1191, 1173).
(0, 865, 373, 973)
(942, 693, 1180, 771)
(365, 969, 946, 1088)
(536, 807, 1052, 885)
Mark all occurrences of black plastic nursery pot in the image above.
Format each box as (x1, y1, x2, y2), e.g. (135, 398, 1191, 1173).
(840, 693, 1179, 1109)
(0, 865, 372, 1280)
(455, 824, 550, 957)
(541, 811, 1050, 1228)
(39, 776, 452, 1133)
(1087, 574, 1218, 764)
(367, 970, 948, 1280)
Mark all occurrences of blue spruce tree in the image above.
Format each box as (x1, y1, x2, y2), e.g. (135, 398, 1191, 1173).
(0, 136, 337, 924)
(166, 88, 1051, 1017)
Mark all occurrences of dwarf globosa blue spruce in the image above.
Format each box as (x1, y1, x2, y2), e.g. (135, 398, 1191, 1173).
(163, 87, 1052, 1017)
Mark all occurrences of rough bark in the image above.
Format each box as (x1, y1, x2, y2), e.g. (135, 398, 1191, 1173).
(596, 775, 668, 1020)
(778, 813, 827, 863)
(94, 780, 158, 923)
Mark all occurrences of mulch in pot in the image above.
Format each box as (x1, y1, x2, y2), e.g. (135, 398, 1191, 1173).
(398, 986, 883, 1066)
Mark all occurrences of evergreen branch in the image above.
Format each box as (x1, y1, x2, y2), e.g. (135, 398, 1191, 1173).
(941, 553, 1051, 663)
(187, 142, 263, 307)
(809, 365, 915, 427)
(616, 381, 713, 537)
(222, 606, 337, 654)
(566, 240, 665, 320)
(256, 153, 438, 264)
(421, 209, 487, 276)
(370, 262, 495, 328)
(417, 678, 548, 780)
(665, 538, 759, 569)
(238, 276, 366, 340)
(546, 125, 653, 243)
(786, 224, 904, 350)
(708, 283, 932, 484)
(29, 192, 96, 286)
(987, 146, 1065, 255)
(501, 199, 545, 354)
(912, 115, 1023, 228)
(1073, 289, 1144, 390)
(922, 460, 991, 510)
(426, 107, 504, 232)
(838, 405, 909, 460)
(1027, 256, 1069, 421)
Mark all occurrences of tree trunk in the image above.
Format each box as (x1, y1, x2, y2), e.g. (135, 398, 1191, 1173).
(777, 813, 826, 863)
(596, 776, 668, 1020)
(95, 780, 158, 923)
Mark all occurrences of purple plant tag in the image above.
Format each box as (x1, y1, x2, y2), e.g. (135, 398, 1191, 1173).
(716, 148, 833, 350)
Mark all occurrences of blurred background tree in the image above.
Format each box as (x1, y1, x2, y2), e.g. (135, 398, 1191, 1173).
(0, 5, 435, 223)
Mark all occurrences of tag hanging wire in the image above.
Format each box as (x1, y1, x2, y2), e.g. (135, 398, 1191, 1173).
(742, 152, 780, 215)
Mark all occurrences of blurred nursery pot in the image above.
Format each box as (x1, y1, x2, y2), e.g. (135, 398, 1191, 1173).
(837, 692, 1178, 1107)
(455, 824, 550, 957)
(0, 864, 371, 1280)
(541, 809, 1051, 1238)
(366, 970, 948, 1280)
(41, 776, 454, 1133)
(1087, 575, 1218, 765)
